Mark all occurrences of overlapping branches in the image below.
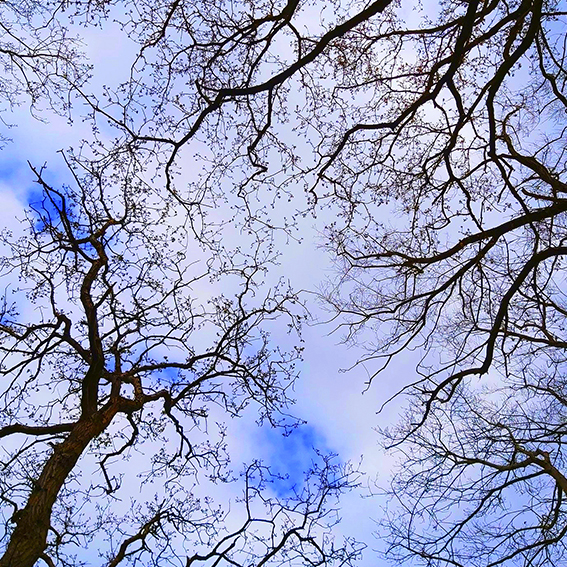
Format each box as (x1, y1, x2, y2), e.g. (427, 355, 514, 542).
(2, 0, 567, 565)
(0, 158, 310, 566)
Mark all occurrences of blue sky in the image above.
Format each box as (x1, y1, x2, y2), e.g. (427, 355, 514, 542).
(0, 107, 396, 567)
(3, 0, 565, 565)
(0, 4, 429, 567)
(254, 422, 332, 497)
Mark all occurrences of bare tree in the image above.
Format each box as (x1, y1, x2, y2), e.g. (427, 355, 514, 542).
(0, 1, 97, 143)
(0, 155, 363, 566)
(305, 0, 567, 565)
(0, 2, 386, 565)
(3, 0, 567, 565)
(378, 374, 567, 566)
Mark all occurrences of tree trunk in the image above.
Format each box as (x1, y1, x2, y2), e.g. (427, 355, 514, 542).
(0, 405, 118, 567)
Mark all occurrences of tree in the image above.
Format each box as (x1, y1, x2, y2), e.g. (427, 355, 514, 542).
(0, 155, 364, 566)
(0, 2, 379, 565)
(309, 0, 567, 565)
(0, 1, 94, 145)
(2, 0, 567, 565)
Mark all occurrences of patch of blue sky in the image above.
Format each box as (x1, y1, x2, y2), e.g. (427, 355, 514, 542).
(0, 159, 21, 183)
(154, 364, 183, 384)
(255, 421, 337, 498)
(26, 181, 64, 222)
(0, 145, 77, 237)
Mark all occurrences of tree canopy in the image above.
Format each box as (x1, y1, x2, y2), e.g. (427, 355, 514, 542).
(1, 0, 567, 566)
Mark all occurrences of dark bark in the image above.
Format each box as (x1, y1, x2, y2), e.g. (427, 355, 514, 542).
(0, 405, 119, 567)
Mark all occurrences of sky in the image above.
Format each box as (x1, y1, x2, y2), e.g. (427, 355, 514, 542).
(7, 3, 561, 567)
(0, 149, 404, 564)
(0, 2, 426, 566)
(0, 139, 408, 564)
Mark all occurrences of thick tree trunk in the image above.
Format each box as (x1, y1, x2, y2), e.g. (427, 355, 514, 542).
(0, 406, 118, 567)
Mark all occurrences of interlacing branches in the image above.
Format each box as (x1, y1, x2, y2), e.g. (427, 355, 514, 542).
(0, 159, 319, 567)
(2, 0, 567, 565)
